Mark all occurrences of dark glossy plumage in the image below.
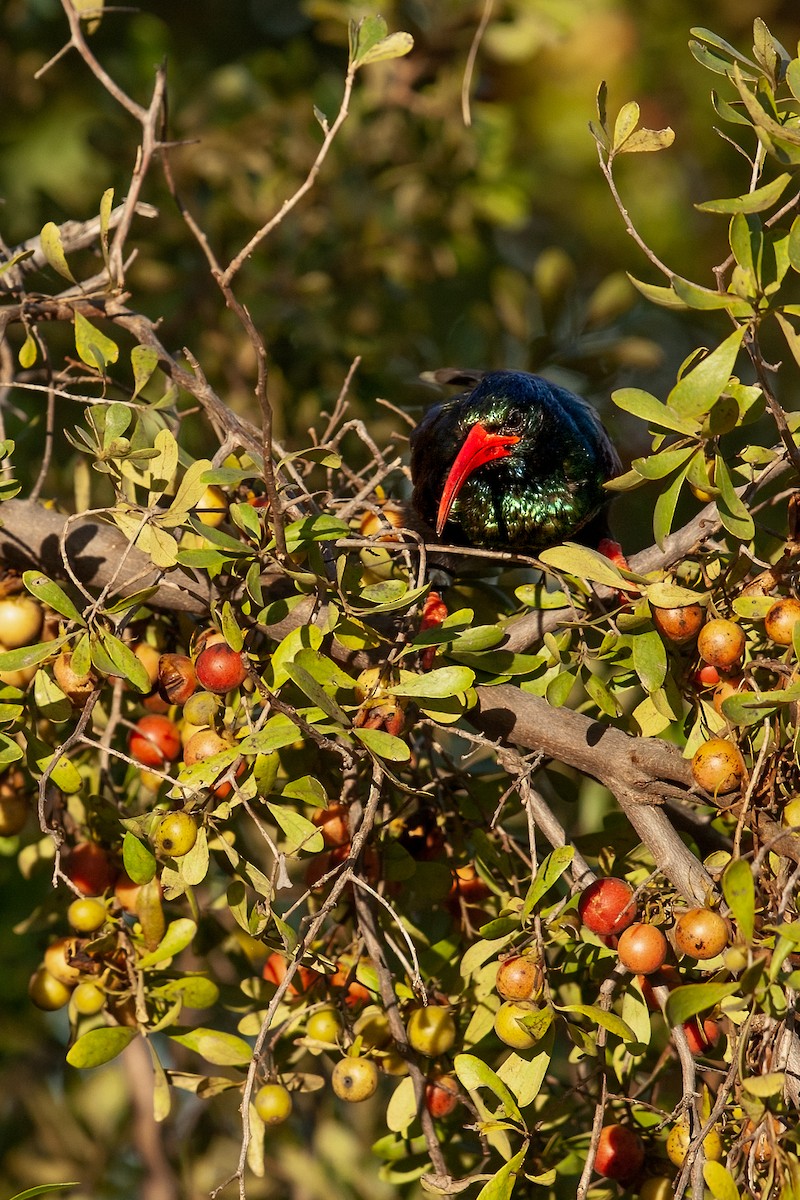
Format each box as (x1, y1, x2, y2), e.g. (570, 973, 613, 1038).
(410, 369, 621, 555)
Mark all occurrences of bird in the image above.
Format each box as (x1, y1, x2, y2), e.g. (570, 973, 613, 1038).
(409, 368, 623, 561)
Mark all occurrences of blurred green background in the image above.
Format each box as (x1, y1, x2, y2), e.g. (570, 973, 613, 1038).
(0, 1, 797, 1195)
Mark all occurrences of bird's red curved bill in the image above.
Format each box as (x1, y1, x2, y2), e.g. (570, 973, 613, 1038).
(436, 422, 520, 535)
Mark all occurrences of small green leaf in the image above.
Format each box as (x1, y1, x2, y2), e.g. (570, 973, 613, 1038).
(99, 186, 113, 262)
(40, 221, 75, 281)
(353, 726, 410, 762)
(266, 803, 325, 856)
(664, 982, 739, 1026)
(647, 582, 707, 609)
(617, 126, 675, 154)
(632, 446, 697, 479)
(0, 638, 63, 672)
(166, 457, 213, 518)
(612, 100, 640, 151)
(714, 455, 755, 542)
(386, 1075, 417, 1134)
(722, 858, 755, 944)
(633, 628, 668, 694)
(671, 276, 752, 314)
(559, 1004, 636, 1042)
(23, 571, 85, 624)
(282, 775, 327, 807)
(66, 1026, 137, 1068)
(475, 1147, 527, 1200)
(169, 1027, 253, 1067)
(546, 670, 575, 708)
(99, 630, 153, 692)
(696, 172, 792, 213)
(267, 625, 324, 690)
(238, 715, 301, 755)
(392, 665, 475, 697)
(285, 663, 350, 725)
(131, 345, 159, 398)
(668, 327, 746, 417)
(454, 1053, 522, 1123)
(356, 31, 414, 66)
(613, 387, 699, 435)
(496, 1030, 553, 1108)
(628, 275, 688, 310)
(137, 918, 197, 969)
(122, 831, 157, 884)
(74, 311, 119, 370)
(19, 332, 38, 368)
(522, 846, 573, 915)
(539, 543, 638, 591)
(653, 461, 692, 547)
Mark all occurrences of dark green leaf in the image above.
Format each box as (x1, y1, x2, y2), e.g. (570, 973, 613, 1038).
(714, 456, 755, 541)
(99, 630, 153, 692)
(22, 571, 84, 623)
(664, 982, 739, 1026)
(285, 663, 350, 725)
(0, 638, 63, 672)
(522, 846, 573, 915)
(653, 461, 691, 547)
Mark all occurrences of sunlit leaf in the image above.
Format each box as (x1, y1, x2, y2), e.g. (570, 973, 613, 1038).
(74, 311, 119, 371)
(169, 1027, 253, 1067)
(137, 918, 197, 969)
(722, 857, 755, 944)
(122, 831, 157, 884)
(353, 726, 410, 761)
(66, 1026, 137, 1068)
(40, 221, 75, 281)
(454, 1053, 522, 1123)
(696, 172, 792, 213)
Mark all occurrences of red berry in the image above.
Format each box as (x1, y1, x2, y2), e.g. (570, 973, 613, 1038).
(578, 877, 637, 937)
(682, 1015, 720, 1054)
(64, 842, 116, 896)
(425, 1073, 459, 1118)
(594, 1124, 645, 1181)
(128, 714, 181, 769)
(194, 643, 247, 693)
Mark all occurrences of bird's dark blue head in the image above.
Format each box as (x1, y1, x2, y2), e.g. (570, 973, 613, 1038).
(410, 369, 621, 554)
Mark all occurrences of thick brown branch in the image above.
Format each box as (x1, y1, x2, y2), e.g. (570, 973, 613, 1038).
(472, 684, 714, 904)
(0, 499, 210, 616)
